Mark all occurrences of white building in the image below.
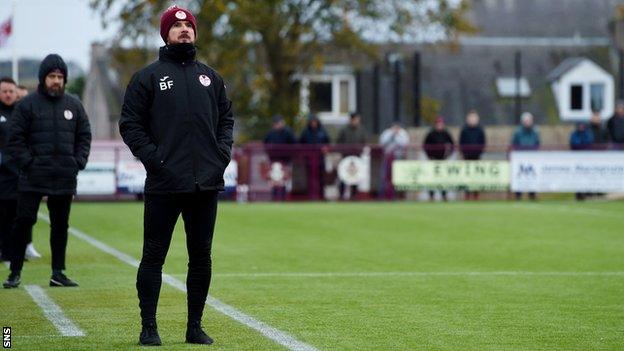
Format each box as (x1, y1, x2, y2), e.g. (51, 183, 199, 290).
(548, 57, 614, 122)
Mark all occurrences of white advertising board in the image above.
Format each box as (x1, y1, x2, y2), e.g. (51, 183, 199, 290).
(511, 151, 624, 192)
(77, 162, 116, 195)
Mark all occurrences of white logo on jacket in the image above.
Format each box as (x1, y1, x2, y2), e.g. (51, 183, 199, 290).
(199, 74, 211, 87)
(0, 116, 6, 123)
(159, 75, 174, 91)
(64, 110, 73, 120)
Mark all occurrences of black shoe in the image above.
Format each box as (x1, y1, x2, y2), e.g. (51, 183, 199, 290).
(185, 322, 213, 345)
(3, 273, 20, 289)
(139, 322, 162, 346)
(50, 273, 79, 287)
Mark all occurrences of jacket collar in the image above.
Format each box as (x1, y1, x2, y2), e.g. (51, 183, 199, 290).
(159, 43, 197, 64)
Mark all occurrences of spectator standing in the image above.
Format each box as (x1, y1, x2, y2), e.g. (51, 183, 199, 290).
(607, 100, 624, 147)
(459, 110, 486, 200)
(336, 112, 369, 200)
(379, 122, 410, 199)
(263, 115, 296, 200)
(299, 114, 330, 144)
(569, 122, 594, 201)
(512, 112, 540, 200)
(423, 116, 454, 201)
(264, 115, 296, 145)
(299, 114, 330, 199)
(589, 110, 609, 149)
(569, 122, 594, 151)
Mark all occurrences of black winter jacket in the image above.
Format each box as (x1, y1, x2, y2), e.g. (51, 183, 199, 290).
(459, 125, 486, 160)
(423, 129, 455, 160)
(119, 44, 234, 194)
(0, 102, 18, 199)
(8, 90, 91, 195)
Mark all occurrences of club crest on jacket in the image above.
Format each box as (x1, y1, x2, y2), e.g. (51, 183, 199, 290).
(64, 110, 73, 120)
(199, 74, 211, 87)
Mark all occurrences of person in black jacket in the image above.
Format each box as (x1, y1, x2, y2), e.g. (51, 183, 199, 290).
(299, 114, 330, 144)
(589, 110, 609, 149)
(2, 55, 91, 289)
(423, 116, 455, 201)
(119, 6, 234, 346)
(0, 77, 19, 261)
(459, 110, 486, 200)
(0, 78, 40, 262)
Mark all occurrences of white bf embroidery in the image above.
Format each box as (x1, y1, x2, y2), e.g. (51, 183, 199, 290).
(64, 110, 73, 120)
(175, 10, 187, 19)
(159, 75, 174, 91)
(0, 116, 6, 123)
(199, 75, 211, 87)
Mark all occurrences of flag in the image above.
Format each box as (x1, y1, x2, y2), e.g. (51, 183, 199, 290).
(0, 16, 12, 48)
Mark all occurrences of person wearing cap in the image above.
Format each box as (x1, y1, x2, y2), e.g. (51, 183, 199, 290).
(423, 116, 455, 201)
(264, 115, 296, 144)
(119, 5, 234, 346)
(2, 55, 91, 289)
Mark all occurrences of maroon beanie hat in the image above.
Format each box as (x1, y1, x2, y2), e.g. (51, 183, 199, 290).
(160, 6, 197, 43)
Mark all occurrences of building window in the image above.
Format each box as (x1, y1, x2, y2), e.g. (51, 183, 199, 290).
(299, 69, 356, 124)
(590, 83, 604, 112)
(309, 82, 332, 113)
(339, 80, 350, 114)
(570, 85, 583, 110)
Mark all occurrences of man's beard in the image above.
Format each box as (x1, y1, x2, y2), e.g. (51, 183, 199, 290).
(46, 84, 64, 97)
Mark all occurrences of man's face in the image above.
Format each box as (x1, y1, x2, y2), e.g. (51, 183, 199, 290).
(0, 82, 17, 106)
(435, 120, 445, 131)
(16, 87, 27, 100)
(45, 71, 64, 97)
(590, 113, 601, 124)
(617, 104, 624, 116)
(350, 116, 361, 127)
(167, 21, 195, 44)
(522, 116, 533, 128)
(466, 113, 479, 126)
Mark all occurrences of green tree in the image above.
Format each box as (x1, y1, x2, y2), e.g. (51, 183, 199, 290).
(66, 76, 86, 100)
(91, 0, 475, 139)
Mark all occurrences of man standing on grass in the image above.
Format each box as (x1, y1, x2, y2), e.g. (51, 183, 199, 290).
(0, 77, 19, 262)
(2, 54, 91, 289)
(119, 5, 234, 346)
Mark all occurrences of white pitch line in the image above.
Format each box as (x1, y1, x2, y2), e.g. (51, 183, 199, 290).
(179, 271, 624, 278)
(24, 285, 85, 337)
(37, 213, 318, 351)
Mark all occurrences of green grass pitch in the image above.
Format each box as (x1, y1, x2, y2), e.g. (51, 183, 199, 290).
(1, 200, 623, 350)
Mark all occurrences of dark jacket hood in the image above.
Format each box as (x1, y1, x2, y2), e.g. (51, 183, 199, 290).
(38, 54, 68, 86)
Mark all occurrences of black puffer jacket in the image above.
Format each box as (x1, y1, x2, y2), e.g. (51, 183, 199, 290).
(119, 44, 234, 194)
(8, 55, 92, 195)
(0, 101, 18, 199)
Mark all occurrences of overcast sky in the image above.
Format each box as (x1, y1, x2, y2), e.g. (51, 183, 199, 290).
(0, 0, 119, 71)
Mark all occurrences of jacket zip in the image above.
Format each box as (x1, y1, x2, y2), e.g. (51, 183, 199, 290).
(182, 62, 198, 187)
(52, 100, 59, 182)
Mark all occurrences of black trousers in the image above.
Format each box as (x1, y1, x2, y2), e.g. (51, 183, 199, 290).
(137, 191, 218, 325)
(9, 192, 72, 273)
(0, 199, 17, 255)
